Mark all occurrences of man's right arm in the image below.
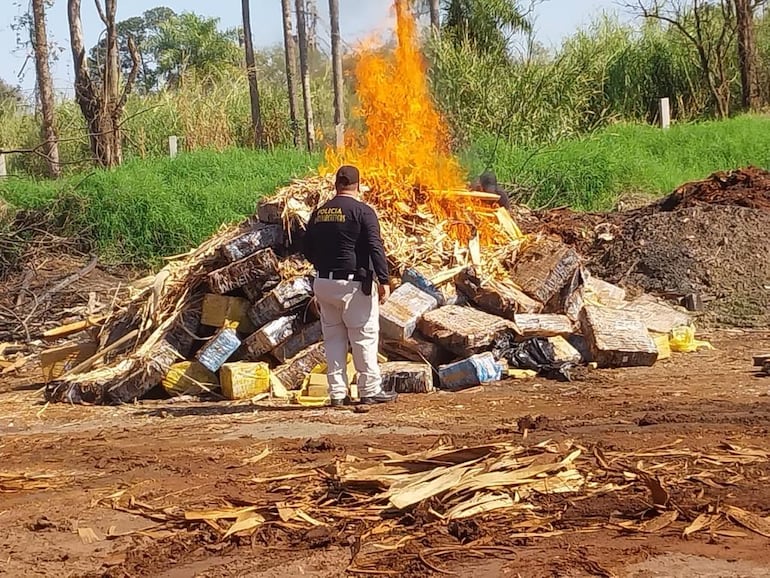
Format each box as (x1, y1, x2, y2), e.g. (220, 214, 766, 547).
(361, 206, 389, 284)
(301, 211, 317, 265)
(497, 187, 512, 211)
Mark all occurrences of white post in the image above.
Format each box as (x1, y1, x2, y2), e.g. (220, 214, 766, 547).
(0, 153, 6, 177)
(335, 124, 344, 150)
(168, 136, 178, 158)
(658, 98, 671, 130)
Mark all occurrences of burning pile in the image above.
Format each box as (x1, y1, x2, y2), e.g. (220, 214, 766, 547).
(41, 1, 705, 405)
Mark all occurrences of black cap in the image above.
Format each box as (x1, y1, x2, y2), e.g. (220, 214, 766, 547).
(335, 165, 360, 189)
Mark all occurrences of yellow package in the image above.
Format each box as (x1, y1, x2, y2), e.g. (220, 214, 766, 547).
(652, 332, 672, 361)
(220, 362, 270, 400)
(163, 362, 219, 396)
(669, 326, 714, 353)
(302, 354, 356, 391)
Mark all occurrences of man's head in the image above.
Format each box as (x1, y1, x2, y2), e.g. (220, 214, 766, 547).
(479, 171, 498, 193)
(335, 165, 360, 194)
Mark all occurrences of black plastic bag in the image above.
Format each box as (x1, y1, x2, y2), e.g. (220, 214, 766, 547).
(492, 335, 577, 381)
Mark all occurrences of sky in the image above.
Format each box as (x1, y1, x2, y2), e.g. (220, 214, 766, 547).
(0, 0, 627, 97)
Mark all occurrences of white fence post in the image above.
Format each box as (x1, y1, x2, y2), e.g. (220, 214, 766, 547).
(0, 153, 6, 177)
(658, 98, 671, 130)
(169, 136, 178, 158)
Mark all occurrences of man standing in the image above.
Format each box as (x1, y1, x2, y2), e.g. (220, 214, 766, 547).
(303, 165, 397, 406)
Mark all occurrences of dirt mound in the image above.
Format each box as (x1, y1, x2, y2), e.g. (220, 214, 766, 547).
(658, 166, 770, 212)
(531, 167, 770, 327)
(589, 204, 770, 327)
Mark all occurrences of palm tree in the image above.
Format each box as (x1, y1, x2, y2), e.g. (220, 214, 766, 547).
(443, 0, 530, 60)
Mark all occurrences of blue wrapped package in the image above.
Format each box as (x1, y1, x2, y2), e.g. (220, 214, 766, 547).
(402, 268, 445, 306)
(438, 352, 503, 391)
(196, 327, 242, 372)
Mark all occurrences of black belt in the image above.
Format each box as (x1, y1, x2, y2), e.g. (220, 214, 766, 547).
(316, 270, 359, 281)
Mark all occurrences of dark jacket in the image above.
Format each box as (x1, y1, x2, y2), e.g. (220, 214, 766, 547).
(476, 171, 512, 210)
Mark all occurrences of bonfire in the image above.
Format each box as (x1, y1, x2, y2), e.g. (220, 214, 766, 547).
(41, 0, 698, 405)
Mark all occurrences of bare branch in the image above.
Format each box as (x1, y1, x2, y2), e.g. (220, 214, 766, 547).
(94, 0, 107, 26)
(624, 0, 737, 118)
(117, 35, 140, 111)
(624, 0, 701, 47)
(0, 129, 127, 157)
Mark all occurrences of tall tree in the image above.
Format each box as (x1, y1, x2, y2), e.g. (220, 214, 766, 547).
(734, 0, 763, 110)
(443, 0, 531, 60)
(329, 0, 345, 148)
(295, 0, 316, 150)
(305, 0, 319, 52)
(429, 0, 441, 33)
(31, 0, 60, 178)
(627, 0, 738, 118)
(68, 0, 139, 167)
(152, 13, 240, 87)
(281, 0, 301, 147)
(88, 7, 176, 94)
(241, 0, 264, 147)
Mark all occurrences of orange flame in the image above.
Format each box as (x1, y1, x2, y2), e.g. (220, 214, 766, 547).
(322, 0, 502, 244)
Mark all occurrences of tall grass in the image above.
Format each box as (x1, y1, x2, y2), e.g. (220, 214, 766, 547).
(1, 62, 335, 176)
(428, 16, 743, 148)
(5, 12, 770, 178)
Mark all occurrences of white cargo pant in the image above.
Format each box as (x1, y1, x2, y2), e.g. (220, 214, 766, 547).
(312, 277, 383, 400)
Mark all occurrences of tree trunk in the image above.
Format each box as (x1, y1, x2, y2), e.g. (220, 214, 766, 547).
(101, 0, 122, 166)
(295, 0, 316, 151)
(329, 0, 345, 148)
(735, 0, 760, 110)
(281, 0, 301, 148)
(305, 0, 318, 53)
(31, 0, 61, 178)
(68, 0, 138, 168)
(68, 0, 104, 165)
(241, 0, 264, 147)
(429, 0, 441, 34)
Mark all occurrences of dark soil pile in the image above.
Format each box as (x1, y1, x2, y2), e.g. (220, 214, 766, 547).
(658, 166, 770, 212)
(590, 205, 770, 327)
(532, 167, 770, 327)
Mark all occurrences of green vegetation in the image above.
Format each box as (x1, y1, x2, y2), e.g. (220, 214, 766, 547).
(0, 148, 320, 265)
(430, 15, 770, 148)
(4, 9, 770, 175)
(472, 115, 770, 211)
(3, 116, 769, 267)
(3, 3, 770, 270)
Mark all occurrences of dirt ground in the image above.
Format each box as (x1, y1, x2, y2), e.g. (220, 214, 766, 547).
(2, 330, 770, 577)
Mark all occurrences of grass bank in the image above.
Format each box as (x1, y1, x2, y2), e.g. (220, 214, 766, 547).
(469, 114, 770, 211)
(1, 148, 320, 266)
(2, 115, 769, 267)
